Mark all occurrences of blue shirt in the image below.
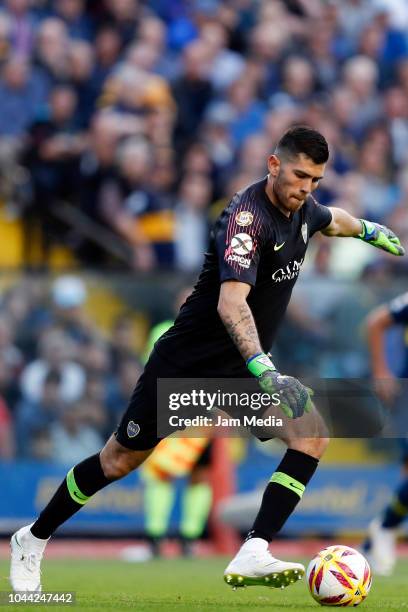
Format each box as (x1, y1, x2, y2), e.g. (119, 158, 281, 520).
(389, 292, 408, 377)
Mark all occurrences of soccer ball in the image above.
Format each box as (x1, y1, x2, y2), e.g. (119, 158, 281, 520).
(306, 545, 372, 607)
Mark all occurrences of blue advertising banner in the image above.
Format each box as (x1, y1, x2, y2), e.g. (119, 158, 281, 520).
(1, 455, 404, 535)
(232, 444, 403, 533)
(0, 461, 148, 534)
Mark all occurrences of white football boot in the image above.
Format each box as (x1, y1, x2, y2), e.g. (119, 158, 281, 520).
(366, 518, 397, 576)
(224, 538, 304, 589)
(10, 524, 49, 592)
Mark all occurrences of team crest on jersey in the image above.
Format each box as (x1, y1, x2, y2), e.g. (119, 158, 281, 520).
(127, 421, 140, 438)
(301, 222, 308, 243)
(235, 211, 254, 227)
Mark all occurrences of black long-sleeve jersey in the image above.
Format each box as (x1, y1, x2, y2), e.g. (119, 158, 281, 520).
(156, 177, 332, 374)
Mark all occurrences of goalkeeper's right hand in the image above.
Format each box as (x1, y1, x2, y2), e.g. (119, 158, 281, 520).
(247, 353, 313, 419)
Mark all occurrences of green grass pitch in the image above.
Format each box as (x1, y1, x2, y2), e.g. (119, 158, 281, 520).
(1, 558, 408, 610)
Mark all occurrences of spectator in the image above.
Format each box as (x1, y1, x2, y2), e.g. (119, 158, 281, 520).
(109, 313, 139, 371)
(80, 339, 111, 375)
(49, 400, 104, 465)
(99, 136, 173, 269)
(106, 357, 142, 430)
(68, 40, 98, 128)
(137, 15, 177, 79)
(33, 18, 70, 85)
(248, 22, 289, 98)
(91, 25, 122, 94)
(0, 13, 11, 62)
(0, 56, 48, 139)
(236, 132, 271, 179)
(341, 55, 383, 136)
(384, 86, 408, 167)
(0, 355, 20, 412)
(15, 369, 62, 457)
(202, 102, 235, 186)
(78, 112, 124, 264)
(0, 395, 15, 459)
(200, 21, 245, 91)
(82, 372, 110, 437)
(357, 130, 400, 220)
(51, 275, 94, 344)
(172, 39, 214, 153)
(3, 0, 37, 57)
(102, 0, 144, 47)
(226, 75, 267, 147)
(270, 55, 317, 109)
(0, 313, 23, 376)
(54, 0, 94, 42)
(20, 328, 86, 403)
(2, 282, 51, 360)
(30, 428, 52, 461)
(22, 83, 86, 262)
(174, 172, 211, 271)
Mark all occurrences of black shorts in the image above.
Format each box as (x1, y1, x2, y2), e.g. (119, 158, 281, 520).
(114, 349, 257, 451)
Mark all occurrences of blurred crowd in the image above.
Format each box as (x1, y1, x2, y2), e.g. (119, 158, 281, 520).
(0, 268, 402, 464)
(0, 274, 145, 462)
(0, 0, 408, 273)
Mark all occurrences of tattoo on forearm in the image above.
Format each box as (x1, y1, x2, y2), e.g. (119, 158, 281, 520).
(221, 303, 261, 360)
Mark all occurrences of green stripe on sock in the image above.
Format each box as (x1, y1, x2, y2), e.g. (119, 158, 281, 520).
(270, 471, 305, 498)
(66, 468, 91, 505)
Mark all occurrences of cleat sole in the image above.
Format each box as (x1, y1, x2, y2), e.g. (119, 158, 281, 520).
(223, 567, 305, 589)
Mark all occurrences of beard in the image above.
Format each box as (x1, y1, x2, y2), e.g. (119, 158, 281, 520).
(272, 181, 294, 212)
(272, 176, 305, 214)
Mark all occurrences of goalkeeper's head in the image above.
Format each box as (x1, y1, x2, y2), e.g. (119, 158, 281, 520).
(267, 125, 329, 215)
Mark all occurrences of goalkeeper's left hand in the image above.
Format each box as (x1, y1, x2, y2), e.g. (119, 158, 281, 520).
(357, 219, 405, 256)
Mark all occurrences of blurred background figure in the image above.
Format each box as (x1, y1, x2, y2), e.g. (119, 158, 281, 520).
(363, 292, 408, 576)
(50, 275, 93, 344)
(20, 328, 85, 404)
(122, 437, 212, 560)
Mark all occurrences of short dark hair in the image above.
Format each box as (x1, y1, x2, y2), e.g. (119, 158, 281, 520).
(275, 125, 329, 164)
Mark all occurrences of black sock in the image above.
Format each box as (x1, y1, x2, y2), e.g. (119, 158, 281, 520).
(31, 454, 115, 539)
(246, 449, 319, 543)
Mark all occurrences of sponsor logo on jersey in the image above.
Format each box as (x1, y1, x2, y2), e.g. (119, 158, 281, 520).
(274, 242, 285, 251)
(271, 258, 304, 283)
(230, 233, 253, 255)
(301, 222, 308, 243)
(235, 211, 254, 227)
(226, 254, 251, 269)
(127, 421, 140, 438)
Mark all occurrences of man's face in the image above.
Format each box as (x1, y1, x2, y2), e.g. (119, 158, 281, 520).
(268, 152, 326, 213)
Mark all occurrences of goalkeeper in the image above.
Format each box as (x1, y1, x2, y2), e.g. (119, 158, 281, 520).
(11, 126, 404, 593)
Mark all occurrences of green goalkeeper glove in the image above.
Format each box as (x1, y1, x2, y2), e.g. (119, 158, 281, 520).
(247, 353, 313, 419)
(357, 220, 405, 256)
